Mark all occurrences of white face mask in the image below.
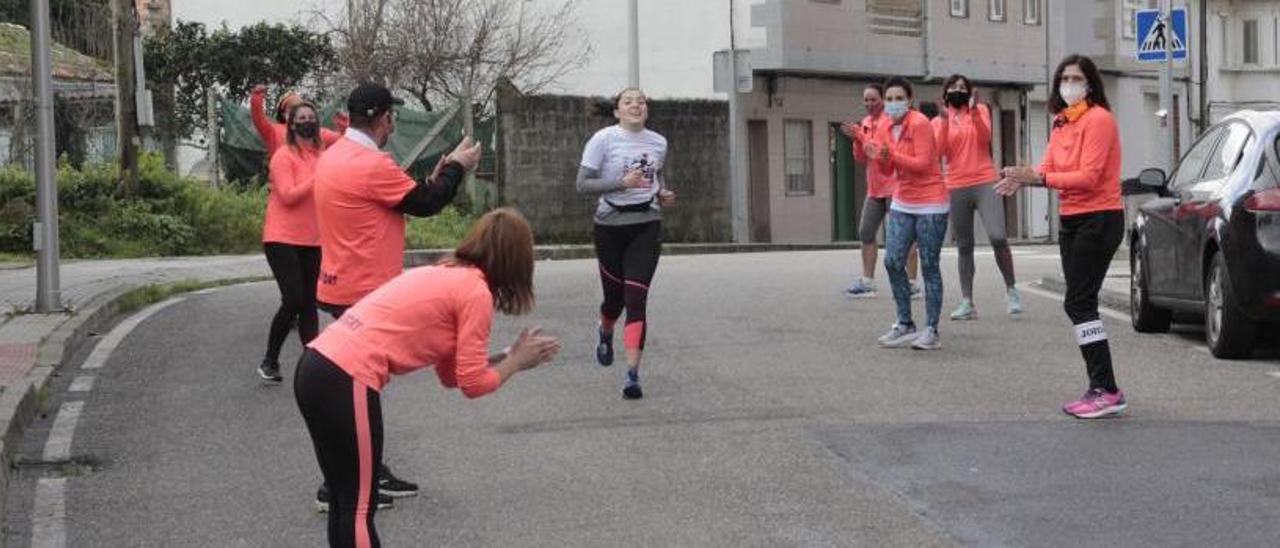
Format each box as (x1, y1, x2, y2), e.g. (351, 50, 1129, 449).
(884, 100, 909, 121)
(1059, 82, 1088, 107)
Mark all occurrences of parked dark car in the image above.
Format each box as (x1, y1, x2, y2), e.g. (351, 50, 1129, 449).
(1128, 110, 1280, 358)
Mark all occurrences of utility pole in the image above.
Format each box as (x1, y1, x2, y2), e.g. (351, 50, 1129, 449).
(1158, 0, 1175, 172)
(1198, 0, 1208, 134)
(30, 0, 60, 312)
(627, 0, 639, 87)
(112, 0, 139, 194)
(728, 0, 748, 242)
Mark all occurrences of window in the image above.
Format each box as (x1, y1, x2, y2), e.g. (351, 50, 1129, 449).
(950, 0, 968, 18)
(1171, 127, 1224, 189)
(784, 120, 814, 196)
(1122, 0, 1155, 40)
(1244, 20, 1259, 65)
(1201, 123, 1253, 182)
(988, 0, 1005, 22)
(1023, 0, 1040, 25)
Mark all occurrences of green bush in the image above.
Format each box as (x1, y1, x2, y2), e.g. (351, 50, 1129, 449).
(0, 153, 266, 258)
(405, 206, 477, 250)
(0, 153, 488, 259)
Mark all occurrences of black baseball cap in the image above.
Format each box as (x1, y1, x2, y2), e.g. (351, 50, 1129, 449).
(347, 82, 404, 119)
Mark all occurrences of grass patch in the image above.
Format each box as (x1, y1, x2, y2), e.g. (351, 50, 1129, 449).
(114, 276, 271, 316)
(405, 206, 477, 249)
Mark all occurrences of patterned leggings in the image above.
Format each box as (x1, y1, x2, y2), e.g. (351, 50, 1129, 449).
(885, 210, 949, 329)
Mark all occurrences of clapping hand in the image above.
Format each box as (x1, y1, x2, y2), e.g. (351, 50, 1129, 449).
(508, 327, 561, 371)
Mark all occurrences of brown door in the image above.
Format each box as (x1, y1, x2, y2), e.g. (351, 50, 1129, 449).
(748, 120, 772, 243)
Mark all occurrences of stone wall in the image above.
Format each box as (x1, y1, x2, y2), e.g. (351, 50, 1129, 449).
(495, 89, 730, 243)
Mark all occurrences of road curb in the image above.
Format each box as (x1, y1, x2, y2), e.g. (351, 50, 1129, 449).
(0, 284, 138, 538)
(1036, 275, 1132, 314)
(405, 239, 1054, 267)
(404, 242, 867, 267)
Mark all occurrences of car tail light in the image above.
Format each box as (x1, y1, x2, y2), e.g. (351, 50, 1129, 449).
(1245, 188, 1280, 212)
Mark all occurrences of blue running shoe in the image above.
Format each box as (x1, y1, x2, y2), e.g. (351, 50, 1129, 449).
(596, 324, 614, 366)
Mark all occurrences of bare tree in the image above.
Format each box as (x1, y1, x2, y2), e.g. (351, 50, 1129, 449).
(317, 0, 592, 112)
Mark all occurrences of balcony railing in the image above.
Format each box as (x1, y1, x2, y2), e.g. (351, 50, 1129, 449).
(867, 0, 923, 37)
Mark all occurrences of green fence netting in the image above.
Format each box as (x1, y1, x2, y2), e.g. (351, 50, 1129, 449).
(218, 99, 495, 187)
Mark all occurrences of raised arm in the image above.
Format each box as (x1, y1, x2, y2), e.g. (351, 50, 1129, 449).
(973, 103, 993, 148)
(250, 86, 279, 152)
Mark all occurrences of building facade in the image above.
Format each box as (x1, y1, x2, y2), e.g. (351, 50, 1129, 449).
(734, 0, 1049, 243)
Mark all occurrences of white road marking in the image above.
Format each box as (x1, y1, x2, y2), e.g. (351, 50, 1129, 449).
(68, 376, 95, 393)
(1018, 283, 1131, 322)
(31, 478, 66, 548)
(191, 287, 218, 295)
(1020, 283, 1240, 361)
(82, 297, 185, 370)
(42, 401, 84, 463)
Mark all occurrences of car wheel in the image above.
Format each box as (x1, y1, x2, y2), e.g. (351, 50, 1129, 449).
(1130, 240, 1171, 333)
(1205, 252, 1259, 359)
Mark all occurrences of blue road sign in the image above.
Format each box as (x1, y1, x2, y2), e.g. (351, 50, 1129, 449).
(1136, 8, 1188, 62)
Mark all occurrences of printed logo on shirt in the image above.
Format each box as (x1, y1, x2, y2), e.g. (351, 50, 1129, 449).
(623, 153, 657, 186)
(320, 271, 339, 286)
(338, 314, 364, 331)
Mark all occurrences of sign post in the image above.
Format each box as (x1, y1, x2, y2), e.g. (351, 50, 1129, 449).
(1136, 5, 1187, 172)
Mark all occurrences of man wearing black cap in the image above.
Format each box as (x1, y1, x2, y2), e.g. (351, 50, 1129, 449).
(307, 81, 482, 514)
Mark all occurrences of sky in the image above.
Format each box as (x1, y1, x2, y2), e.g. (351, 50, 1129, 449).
(170, 0, 767, 99)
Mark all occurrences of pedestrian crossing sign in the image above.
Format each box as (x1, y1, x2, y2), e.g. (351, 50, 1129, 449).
(1136, 8, 1188, 62)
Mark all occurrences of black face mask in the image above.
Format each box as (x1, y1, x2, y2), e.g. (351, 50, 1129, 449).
(293, 122, 319, 140)
(945, 90, 971, 108)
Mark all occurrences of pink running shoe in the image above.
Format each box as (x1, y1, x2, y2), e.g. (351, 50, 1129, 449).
(1063, 389, 1127, 419)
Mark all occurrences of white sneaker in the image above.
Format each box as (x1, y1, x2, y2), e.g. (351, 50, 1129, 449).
(843, 277, 877, 299)
(878, 323, 918, 348)
(911, 327, 942, 350)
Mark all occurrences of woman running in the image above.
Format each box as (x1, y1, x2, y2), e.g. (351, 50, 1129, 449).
(576, 88, 677, 400)
(996, 54, 1127, 419)
(870, 77, 949, 351)
(932, 74, 1022, 320)
(251, 84, 348, 158)
(841, 83, 920, 299)
(295, 208, 561, 547)
(257, 101, 326, 382)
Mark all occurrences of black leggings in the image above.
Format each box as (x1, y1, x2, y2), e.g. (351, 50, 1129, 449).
(1059, 211, 1125, 392)
(263, 243, 321, 364)
(593, 221, 661, 351)
(295, 349, 383, 548)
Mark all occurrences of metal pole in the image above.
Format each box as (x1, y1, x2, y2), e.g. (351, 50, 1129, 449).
(30, 0, 61, 312)
(1198, 0, 1208, 133)
(627, 0, 639, 87)
(1159, 0, 1174, 172)
(728, 0, 748, 242)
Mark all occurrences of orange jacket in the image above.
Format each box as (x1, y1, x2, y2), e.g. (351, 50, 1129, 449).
(308, 265, 501, 395)
(933, 103, 998, 189)
(262, 143, 321, 246)
(250, 88, 347, 158)
(852, 113, 895, 198)
(870, 110, 948, 207)
(1039, 105, 1123, 216)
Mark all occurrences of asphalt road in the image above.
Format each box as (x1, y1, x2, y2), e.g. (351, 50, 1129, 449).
(6, 247, 1280, 547)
